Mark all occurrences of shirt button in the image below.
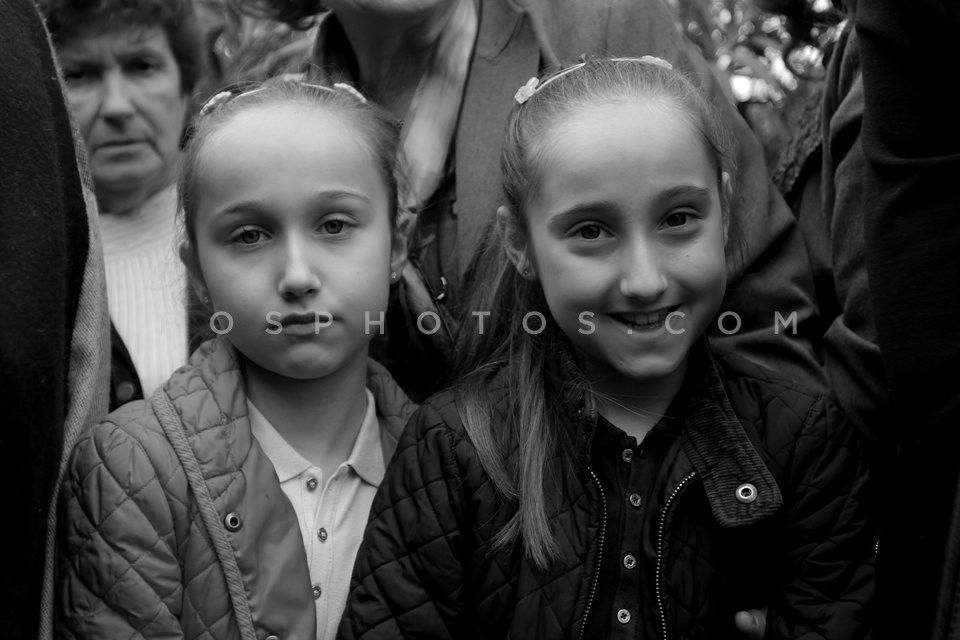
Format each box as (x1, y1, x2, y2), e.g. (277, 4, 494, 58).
(621, 448, 633, 463)
(306, 477, 318, 491)
(116, 381, 137, 403)
(617, 609, 631, 624)
(628, 493, 642, 508)
(623, 554, 637, 570)
(312, 584, 322, 599)
(317, 527, 328, 543)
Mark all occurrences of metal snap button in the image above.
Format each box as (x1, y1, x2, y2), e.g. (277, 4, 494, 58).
(317, 527, 328, 543)
(621, 448, 633, 463)
(312, 584, 322, 599)
(628, 493, 642, 508)
(736, 483, 758, 503)
(224, 512, 242, 531)
(617, 609, 631, 624)
(623, 554, 637, 570)
(306, 477, 318, 491)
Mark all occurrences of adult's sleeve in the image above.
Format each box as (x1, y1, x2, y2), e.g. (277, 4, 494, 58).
(817, 24, 886, 445)
(0, 0, 110, 637)
(857, 2, 960, 638)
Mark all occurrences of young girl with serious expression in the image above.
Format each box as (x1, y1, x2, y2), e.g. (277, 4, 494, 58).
(57, 80, 414, 640)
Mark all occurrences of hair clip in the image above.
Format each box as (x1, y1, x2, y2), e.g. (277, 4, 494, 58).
(514, 77, 540, 105)
(199, 90, 236, 117)
(513, 56, 675, 108)
(333, 82, 368, 104)
(638, 55, 673, 70)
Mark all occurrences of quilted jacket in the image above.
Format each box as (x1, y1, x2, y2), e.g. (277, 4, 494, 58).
(56, 337, 416, 639)
(339, 346, 875, 639)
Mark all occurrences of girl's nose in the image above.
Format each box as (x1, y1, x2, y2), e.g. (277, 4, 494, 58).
(619, 242, 668, 302)
(278, 242, 321, 301)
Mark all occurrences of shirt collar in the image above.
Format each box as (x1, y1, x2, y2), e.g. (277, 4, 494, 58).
(248, 388, 384, 486)
(346, 388, 386, 486)
(248, 400, 313, 483)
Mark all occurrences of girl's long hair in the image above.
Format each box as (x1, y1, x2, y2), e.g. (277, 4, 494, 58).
(453, 57, 734, 569)
(455, 226, 589, 568)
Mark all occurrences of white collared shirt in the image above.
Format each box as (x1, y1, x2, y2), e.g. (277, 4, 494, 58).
(248, 389, 383, 640)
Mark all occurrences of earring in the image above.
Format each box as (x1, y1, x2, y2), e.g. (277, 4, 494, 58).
(390, 271, 398, 282)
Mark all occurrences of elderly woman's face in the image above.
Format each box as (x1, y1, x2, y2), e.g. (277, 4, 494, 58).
(58, 25, 188, 210)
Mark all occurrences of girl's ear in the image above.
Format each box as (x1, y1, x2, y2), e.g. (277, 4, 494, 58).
(496, 205, 536, 280)
(721, 171, 732, 244)
(390, 209, 412, 283)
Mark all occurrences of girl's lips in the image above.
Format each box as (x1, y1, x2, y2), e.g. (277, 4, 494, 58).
(280, 321, 324, 336)
(273, 311, 334, 336)
(279, 311, 333, 326)
(609, 306, 681, 331)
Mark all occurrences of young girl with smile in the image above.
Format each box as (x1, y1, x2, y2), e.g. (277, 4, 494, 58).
(339, 58, 874, 639)
(56, 80, 414, 639)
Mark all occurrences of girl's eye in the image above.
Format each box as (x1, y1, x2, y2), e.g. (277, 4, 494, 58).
(575, 224, 604, 240)
(663, 212, 690, 228)
(232, 227, 264, 245)
(322, 219, 345, 234)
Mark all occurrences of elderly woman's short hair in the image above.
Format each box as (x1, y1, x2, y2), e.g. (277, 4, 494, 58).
(40, 0, 204, 95)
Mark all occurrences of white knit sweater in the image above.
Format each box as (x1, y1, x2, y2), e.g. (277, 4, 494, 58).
(98, 185, 188, 397)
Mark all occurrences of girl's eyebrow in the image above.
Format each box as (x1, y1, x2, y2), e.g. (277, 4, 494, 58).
(658, 185, 712, 202)
(546, 184, 713, 232)
(311, 189, 371, 204)
(215, 190, 372, 216)
(547, 200, 616, 231)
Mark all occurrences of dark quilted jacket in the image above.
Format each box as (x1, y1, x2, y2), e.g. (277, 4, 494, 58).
(56, 337, 416, 639)
(339, 347, 874, 639)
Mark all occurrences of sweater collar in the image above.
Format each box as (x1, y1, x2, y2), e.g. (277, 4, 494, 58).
(98, 184, 179, 254)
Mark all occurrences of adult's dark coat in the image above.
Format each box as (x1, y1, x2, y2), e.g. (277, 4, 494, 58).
(0, 1, 110, 636)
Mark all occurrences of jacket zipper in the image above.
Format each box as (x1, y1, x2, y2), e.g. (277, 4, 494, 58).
(656, 471, 697, 640)
(579, 468, 606, 640)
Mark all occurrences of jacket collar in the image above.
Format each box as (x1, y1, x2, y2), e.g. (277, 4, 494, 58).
(554, 341, 782, 527)
(679, 346, 782, 527)
(158, 337, 416, 479)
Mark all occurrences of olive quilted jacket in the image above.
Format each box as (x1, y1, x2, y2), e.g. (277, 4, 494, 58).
(56, 337, 415, 639)
(339, 348, 875, 639)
